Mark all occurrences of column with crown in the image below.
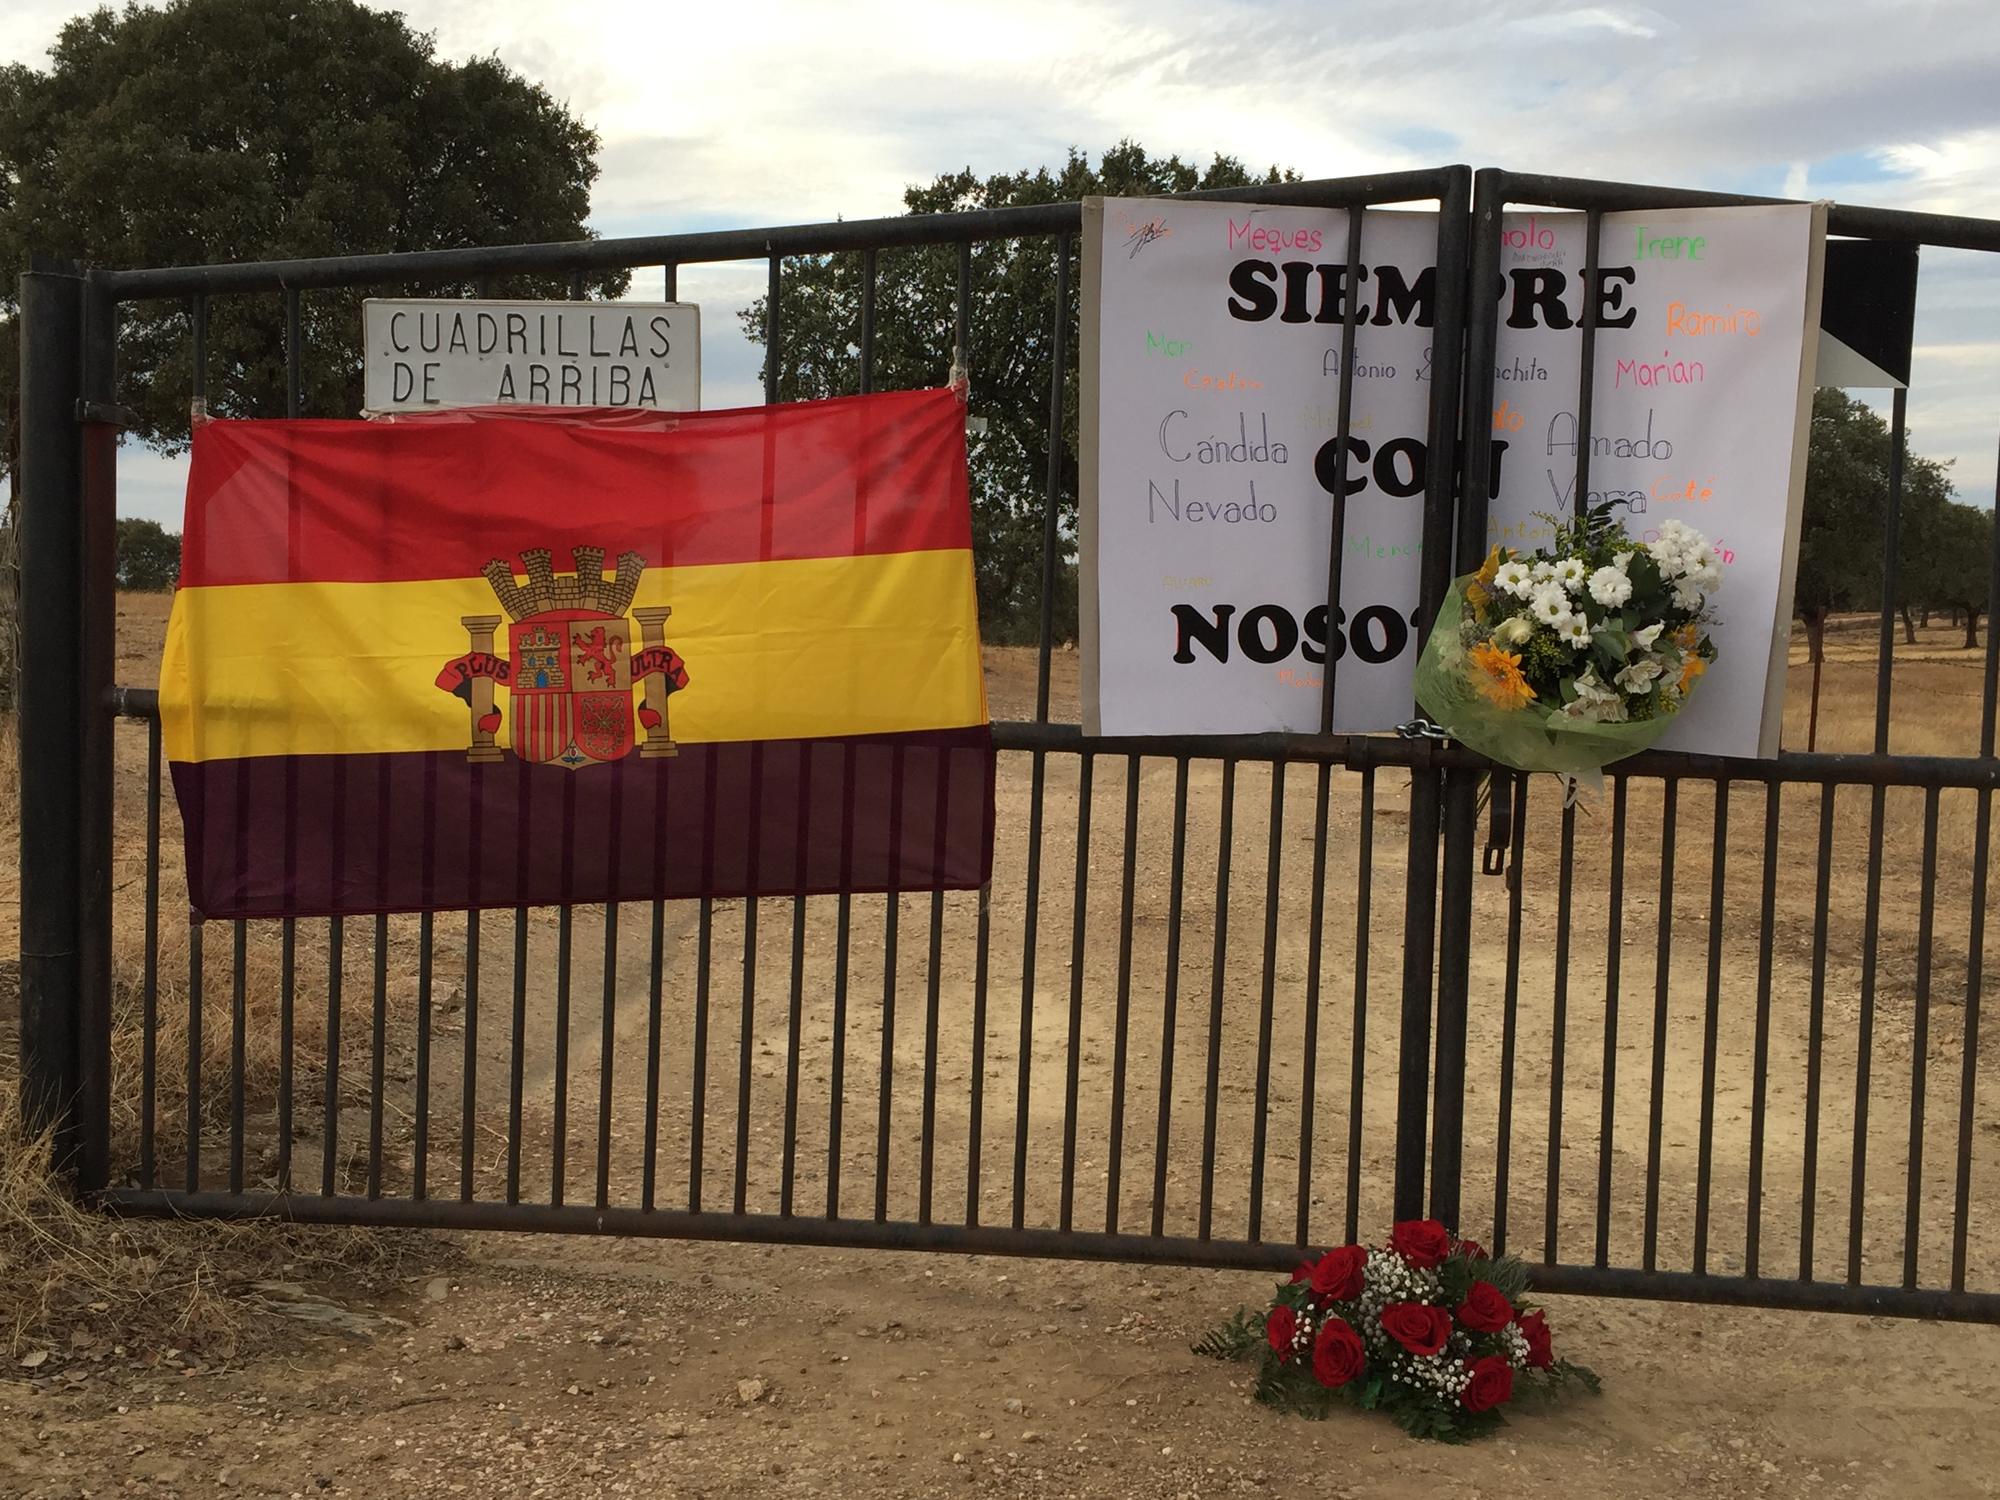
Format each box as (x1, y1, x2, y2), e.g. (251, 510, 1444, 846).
(459, 614, 507, 763)
(633, 605, 679, 757)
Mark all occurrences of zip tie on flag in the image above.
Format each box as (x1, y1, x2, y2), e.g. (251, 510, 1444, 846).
(948, 346, 971, 400)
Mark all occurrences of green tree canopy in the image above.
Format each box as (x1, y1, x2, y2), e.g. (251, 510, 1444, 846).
(741, 142, 1296, 642)
(114, 516, 179, 589)
(0, 0, 625, 452)
(1795, 387, 1958, 660)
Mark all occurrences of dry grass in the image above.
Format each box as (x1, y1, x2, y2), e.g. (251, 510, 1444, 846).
(1, 635, 443, 1371)
(0, 1051, 442, 1370)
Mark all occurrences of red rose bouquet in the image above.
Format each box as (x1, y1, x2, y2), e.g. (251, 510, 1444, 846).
(1195, 1220, 1599, 1441)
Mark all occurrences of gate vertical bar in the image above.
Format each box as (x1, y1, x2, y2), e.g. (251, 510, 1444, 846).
(1418, 165, 1480, 1224)
(74, 278, 119, 1193)
(16, 265, 89, 1173)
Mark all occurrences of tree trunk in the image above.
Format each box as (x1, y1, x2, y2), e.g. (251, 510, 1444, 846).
(1966, 608, 1982, 650)
(1921, 605, 1932, 628)
(1901, 602, 1917, 645)
(1805, 607, 1827, 665)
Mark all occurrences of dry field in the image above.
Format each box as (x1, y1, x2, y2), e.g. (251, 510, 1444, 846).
(1, 595, 1996, 1499)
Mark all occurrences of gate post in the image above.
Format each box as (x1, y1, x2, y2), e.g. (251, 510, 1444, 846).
(1393, 167, 1474, 1221)
(15, 265, 115, 1191)
(16, 264, 86, 1172)
(77, 276, 120, 1194)
(1428, 169, 1509, 1228)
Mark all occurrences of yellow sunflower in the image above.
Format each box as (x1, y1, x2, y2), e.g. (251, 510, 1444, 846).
(1469, 640, 1536, 710)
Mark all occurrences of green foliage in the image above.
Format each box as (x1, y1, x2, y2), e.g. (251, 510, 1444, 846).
(1394, 1399, 1502, 1443)
(1480, 1254, 1532, 1303)
(1796, 388, 1959, 657)
(1908, 498, 1992, 647)
(740, 140, 1297, 645)
(1190, 1306, 1264, 1363)
(1251, 1356, 1337, 1418)
(0, 0, 625, 458)
(114, 516, 179, 590)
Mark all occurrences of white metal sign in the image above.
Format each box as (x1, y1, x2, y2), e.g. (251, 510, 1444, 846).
(362, 299, 700, 414)
(1079, 197, 1824, 758)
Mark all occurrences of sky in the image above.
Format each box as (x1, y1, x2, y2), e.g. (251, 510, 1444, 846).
(4, 0, 1999, 521)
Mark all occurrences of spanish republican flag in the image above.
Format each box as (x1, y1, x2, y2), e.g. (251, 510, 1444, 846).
(160, 388, 994, 919)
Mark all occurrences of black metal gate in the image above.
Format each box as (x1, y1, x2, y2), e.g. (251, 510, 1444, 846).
(16, 166, 2000, 1323)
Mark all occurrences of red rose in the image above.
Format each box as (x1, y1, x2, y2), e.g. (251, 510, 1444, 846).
(1266, 1305, 1298, 1360)
(1456, 1236, 1488, 1261)
(1389, 1219, 1451, 1268)
(1378, 1301, 1451, 1357)
(1515, 1308, 1553, 1369)
(1311, 1317, 1366, 1389)
(1309, 1244, 1367, 1301)
(1456, 1280, 1514, 1333)
(1289, 1262, 1311, 1284)
(1460, 1354, 1514, 1412)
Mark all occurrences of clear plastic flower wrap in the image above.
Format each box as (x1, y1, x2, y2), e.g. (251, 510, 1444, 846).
(1412, 506, 1718, 779)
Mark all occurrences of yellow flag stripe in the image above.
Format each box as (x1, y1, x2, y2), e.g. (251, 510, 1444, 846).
(161, 548, 986, 762)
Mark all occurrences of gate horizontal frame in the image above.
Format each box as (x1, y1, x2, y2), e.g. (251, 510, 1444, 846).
(1491, 171, 2000, 253)
(113, 688, 2000, 788)
(94, 1186, 2000, 1324)
(92, 168, 1464, 302)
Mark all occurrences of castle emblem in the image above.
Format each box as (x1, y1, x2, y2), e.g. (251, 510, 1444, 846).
(435, 546, 687, 769)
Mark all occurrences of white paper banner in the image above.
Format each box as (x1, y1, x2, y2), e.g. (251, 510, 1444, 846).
(1080, 198, 1824, 758)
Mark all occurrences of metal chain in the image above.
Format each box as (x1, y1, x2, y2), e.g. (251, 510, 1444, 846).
(1393, 717, 1454, 742)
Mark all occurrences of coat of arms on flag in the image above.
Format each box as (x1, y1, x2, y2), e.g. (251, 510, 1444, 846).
(160, 388, 993, 919)
(435, 546, 690, 768)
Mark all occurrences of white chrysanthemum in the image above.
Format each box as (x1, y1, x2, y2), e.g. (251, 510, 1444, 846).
(1494, 560, 1535, 597)
(1692, 562, 1722, 594)
(1612, 549, 1634, 574)
(1552, 557, 1587, 591)
(1588, 565, 1633, 607)
(1529, 587, 1571, 624)
(1530, 558, 1555, 581)
(1673, 580, 1704, 610)
(1557, 616, 1591, 649)
(1493, 615, 1534, 647)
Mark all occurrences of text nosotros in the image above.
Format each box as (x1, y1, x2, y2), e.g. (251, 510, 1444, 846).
(1171, 602, 1424, 667)
(1226, 261, 1637, 332)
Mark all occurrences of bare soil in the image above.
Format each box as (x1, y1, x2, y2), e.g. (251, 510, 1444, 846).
(0, 600, 1995, 1500)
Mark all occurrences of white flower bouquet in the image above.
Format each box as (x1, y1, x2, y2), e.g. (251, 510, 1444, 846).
(1411, 507, 1719, 777)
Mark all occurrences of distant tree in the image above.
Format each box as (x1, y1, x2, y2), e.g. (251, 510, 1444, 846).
(0, 0, 626, 460)
(1913, 500, 1992, 649)
(1795, 388, 1955, 661)
(115, 516, 179, 590)
(741, 142, 1298, 643)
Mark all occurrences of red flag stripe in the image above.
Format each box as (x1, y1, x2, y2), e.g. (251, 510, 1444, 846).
(179, 387, 971, 588)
